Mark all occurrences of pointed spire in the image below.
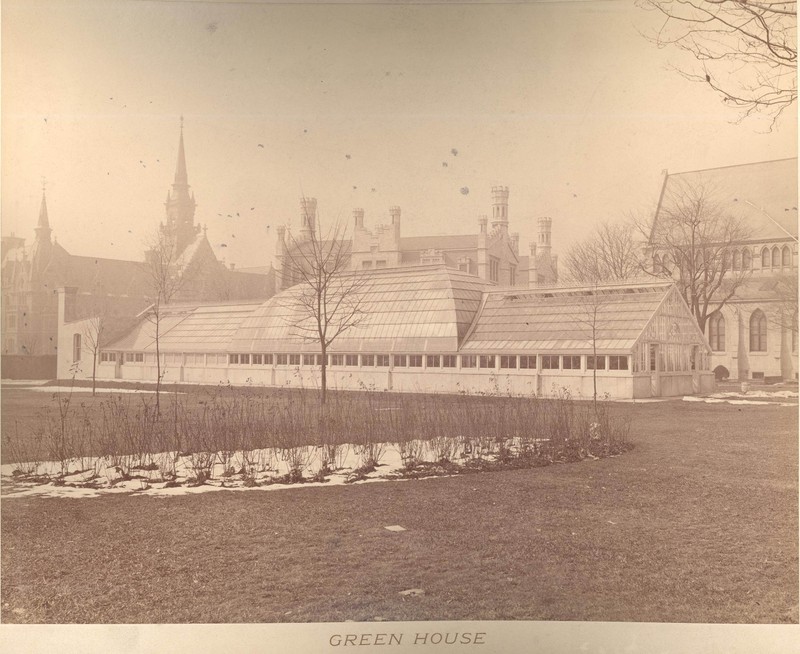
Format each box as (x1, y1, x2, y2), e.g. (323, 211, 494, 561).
(37, 188, 50, 231)
(164, 116, 197, 257)
(174, 116, 188, 187)
(32, 183, 53, 272)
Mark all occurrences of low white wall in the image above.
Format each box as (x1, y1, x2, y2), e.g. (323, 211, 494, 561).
(698, 372, 715, 394)
(632, 375, 652, 398)
(71, 351, 718, 399)
(76, 361, 654, 399)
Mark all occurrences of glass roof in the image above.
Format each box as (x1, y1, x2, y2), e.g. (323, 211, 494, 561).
(229, 265, 491, 353)
(110, 302, 262, 352)
(461, 283, 700, 354)
(105, 273, 706, 358)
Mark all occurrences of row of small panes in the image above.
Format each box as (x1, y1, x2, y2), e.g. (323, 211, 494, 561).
(102, 351, 631, 370)
(223, 353, 629, 370)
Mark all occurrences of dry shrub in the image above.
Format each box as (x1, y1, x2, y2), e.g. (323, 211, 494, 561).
(395, 439, 425, 469)
(426, 435, 460, 464)
(12, 380, 631, 488)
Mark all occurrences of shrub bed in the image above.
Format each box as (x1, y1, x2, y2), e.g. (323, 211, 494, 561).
(2, 385, 632, 494)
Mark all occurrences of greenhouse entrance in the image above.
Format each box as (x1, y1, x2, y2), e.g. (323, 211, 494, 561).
(649, 343, 659, 396)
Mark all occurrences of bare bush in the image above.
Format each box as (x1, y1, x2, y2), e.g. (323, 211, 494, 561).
(15, 379, 632, 490)
(426, 435, 460, 464)
(395, 439, 425, 469)
(4, 421, 41, 477)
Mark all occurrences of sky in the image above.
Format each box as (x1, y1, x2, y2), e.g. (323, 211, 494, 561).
(2, 0, 797, 270)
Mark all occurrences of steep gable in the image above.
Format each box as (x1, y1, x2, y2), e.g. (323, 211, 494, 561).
(653, 158, 798, 243)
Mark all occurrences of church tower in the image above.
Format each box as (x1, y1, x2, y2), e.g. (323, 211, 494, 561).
(31, 189, 53, 274)
(164, 118, 199, 255)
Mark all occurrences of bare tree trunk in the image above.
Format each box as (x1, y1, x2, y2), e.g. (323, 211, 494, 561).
(780, 314, 793, 381)
(320, 343, 327, 406)
(92, 352, 97, 397)
(737, 311, 749, 381)
(592, 325, 598, 416)
(155, 313, 161, 416)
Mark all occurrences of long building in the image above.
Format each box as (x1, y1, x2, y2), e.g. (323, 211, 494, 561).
(275, 187, 559, 291)
(58, 265, 714, 399)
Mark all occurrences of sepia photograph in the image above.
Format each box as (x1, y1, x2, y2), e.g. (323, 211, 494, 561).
(1, 0, 797, 652)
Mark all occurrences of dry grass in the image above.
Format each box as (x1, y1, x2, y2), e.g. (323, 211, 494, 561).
(1, 383, 630, 475)
(1, 398, 796, 624)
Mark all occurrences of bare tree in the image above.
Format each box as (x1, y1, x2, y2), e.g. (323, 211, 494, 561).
(638, 0, 797, 124)
(280, 212, 365, 406)
(772, 270, 798, 323)
(767, 268, 798, 364)
(142, 228, 185, 413)
(570, 284, 613, 413)
(80, 297, 111, 397)
(641, 180, 751, 333)
(562, 220, 642, 284)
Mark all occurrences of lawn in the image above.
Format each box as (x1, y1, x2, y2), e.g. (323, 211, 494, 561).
(1, 393, 797, 624)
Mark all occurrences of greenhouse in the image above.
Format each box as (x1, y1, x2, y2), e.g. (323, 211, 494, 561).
(59, 265, 715, 398)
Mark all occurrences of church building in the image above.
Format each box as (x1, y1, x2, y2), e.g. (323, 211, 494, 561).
(650, 158, 797, 382)
(1, 123, 275, 373)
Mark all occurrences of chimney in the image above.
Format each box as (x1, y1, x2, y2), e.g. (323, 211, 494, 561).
(274, 226, 287, 289)
(299, 197, 317, 240)
(537, 217, 552, 256)
(478, 215, 488, 234)
(229, 262, 236, 271)
(353, 208, 365, 229)
(57, 286, 79, 325)
(510, 231, 519, 254)
(389, 206, 401, 256)
(528, 242, 538, 288)
(491, 186, 509, 233)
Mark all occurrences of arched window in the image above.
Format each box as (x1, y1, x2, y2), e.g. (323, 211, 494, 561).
(749, 309, 767, 352)
(653, 254, 661, 274)
(73, 334, 81, 362)
(772, 246, 780, 267)
(708, 312, 725, 351)
(722, 250, 730, 270)
(742, 249, 752, 270)
(782, 246, 791, 267)
(732, 250, 741, 270)
(762, 247, 770, 268)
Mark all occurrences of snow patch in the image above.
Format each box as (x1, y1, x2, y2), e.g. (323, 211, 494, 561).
(1, 436, 557, 500)
(25, 386, 185, 395)
(682, 396, 796, 407)
(710, 390, 798, 399)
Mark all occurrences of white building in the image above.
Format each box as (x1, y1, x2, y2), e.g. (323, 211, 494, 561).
(58, 266, 714, 399)
(651, 158, 797, 382)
